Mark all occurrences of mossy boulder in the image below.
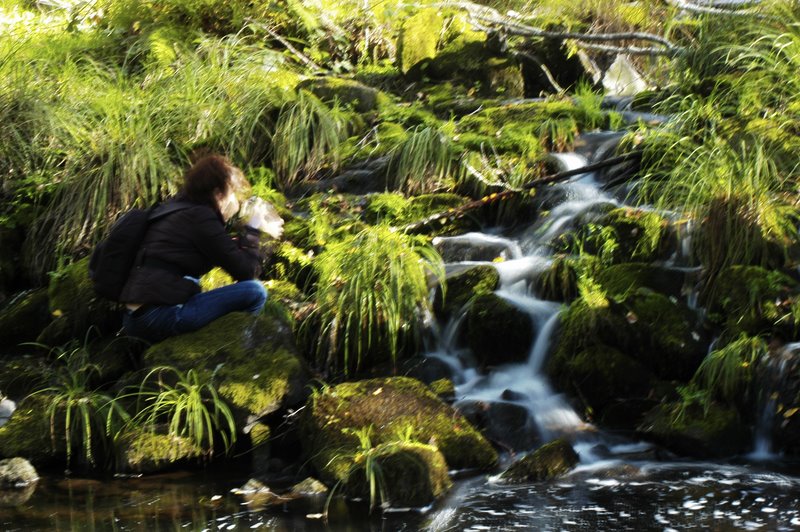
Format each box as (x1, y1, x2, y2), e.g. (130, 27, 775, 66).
(0, 457, 38, 488)
(706, 266, 798, 336)
(301, 377, 497, 485)
(596, 263, 687, 301)
(434, 265, 500, 320)
(144, 313, 308, 422)
(116, 429, 202, 474)
(428, 378, 455, 401)
(499, 438, 579, 483)
(39, 257, 118, 345)
(344, 442, 451, 507)
(0, 289, 51, 349)
(638, 401, 750, 458)
(298, 77, 388, 113)
(465, 293, 534, 367)
(534, 255, 584, 302)
(549, 343, 658, 418)
(0, 395, 61, 467)
(397, 9, 444, 74)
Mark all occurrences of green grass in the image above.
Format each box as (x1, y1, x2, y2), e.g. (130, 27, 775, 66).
(307, 225, 444, 375)
(132, 366, 237, 457)
(692, 335, 767, 403)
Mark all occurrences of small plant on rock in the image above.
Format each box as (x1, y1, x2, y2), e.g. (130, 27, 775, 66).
(132, 366, 237, 457)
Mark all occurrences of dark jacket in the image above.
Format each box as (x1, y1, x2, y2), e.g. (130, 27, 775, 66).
(120, 198, 264, 305)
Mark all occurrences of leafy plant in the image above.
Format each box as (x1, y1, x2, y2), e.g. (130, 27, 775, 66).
(387, 124, 458, 194)
(272, 90, 348, 189)
(132, 366, 237, 456)
(306, 225, 444, 375)
(31, 342, 130, 470)
(671, 384, 712, 425)
(692, 335, 767, 403)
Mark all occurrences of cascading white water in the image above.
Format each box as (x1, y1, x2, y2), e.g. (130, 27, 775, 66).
(427, 152, 618, 451)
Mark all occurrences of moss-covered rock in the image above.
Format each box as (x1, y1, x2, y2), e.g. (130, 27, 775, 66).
(144, 313, 307, 421)
(0, 457, 38, 487)
(39, 257, 118, 345)
(638, 401, 750, 458)
(344, 441, 451, 507)
(596, 263, 687, 301)
(428, 378, 455, 401)
(397, 9, 444, 74)
(706, 266, 797, 336)
(0, 289, 51, 348)
(534, 254, 584, 302)
(466, 293, 534, 367)
(298, 77, 389, 113)
(499, 438, 579, 483)
(116, 429, 202, 474)
(0, 395, 60, 467)
(433, 265, 500, 319)
(550, 343, 658, 418)
(302, 377, 497, 484)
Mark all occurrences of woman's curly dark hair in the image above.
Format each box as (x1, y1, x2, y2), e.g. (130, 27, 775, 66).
(182, 154, 234, 210)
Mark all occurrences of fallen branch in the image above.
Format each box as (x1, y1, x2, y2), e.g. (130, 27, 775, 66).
(665, 0, 765, 16)
(248, 20, 326, 73)
(402, 151, 643, 233)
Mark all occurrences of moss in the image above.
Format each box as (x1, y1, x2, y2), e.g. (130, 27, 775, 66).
(0, 395, 60, 466)
(144, 313, 306, 419)
(363, 192, 413, 225)
(0, 356, 48, 399)
(44, 257, 118, 343)
(499, 439, 579, 483)
(706, 266, 797, 335)
(595, 263, 685, 301)
(344, 441, 451, 507)
(116, 429, 202, 474)
(534, 254, 585, 302)
(598, 207, 669, 263)
(428, 378, 455, 400)
(434, 265, 499, 319)
(638, 401, 749, 458)
(249, 422, 271, 447)
(551, 344, 658, 418)
(397, 9, 444, 74)
(302, 377, 497, 484)
(466, 293, 534, 367)
(0, 289, 51, 347)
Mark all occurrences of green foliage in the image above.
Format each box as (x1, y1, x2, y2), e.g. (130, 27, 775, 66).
(692, 335, 767, 404)
(132, 366, 237, 457)
(307, 225, 444, 374)
(387, 124, 458, 194)
(32, 341, 130, 470)
(272, 90, 348, 189)
(670, 384, 712, 426)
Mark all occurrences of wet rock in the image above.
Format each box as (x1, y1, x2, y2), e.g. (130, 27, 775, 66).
(290, 477, 328, 496)
(457, 399, 540, 452)
(0, 289, 51, 348)
(144, 313, 308, 424)
(0, 395, 60, 467)
(499, 438, 579, 483)
(638, 401, 750, 459)
(232, 478, 297, 509)
(433, 234, 517, 263)
(301, 377, 497, 485)
(343, 442, 451, 508)
(0, 483, 36, 506)
(115, 429, 202, 474)
(465, 293, 534, 367)
(433, 265, 500, 320)
(705, 266, 797, 337)
(0, 398, 16, 428)
(0, 457, 38, 487)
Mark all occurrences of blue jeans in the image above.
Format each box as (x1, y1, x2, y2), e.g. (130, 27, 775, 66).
(122, 280, 267, 343)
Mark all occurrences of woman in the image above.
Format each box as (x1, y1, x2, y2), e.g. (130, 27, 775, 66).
(120, 154, 282, 342)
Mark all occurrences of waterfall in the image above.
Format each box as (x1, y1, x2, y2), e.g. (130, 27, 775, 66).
(426, 152, 615, 451)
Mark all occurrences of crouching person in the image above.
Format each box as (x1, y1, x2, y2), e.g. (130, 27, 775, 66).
(120, 154, 283, 343)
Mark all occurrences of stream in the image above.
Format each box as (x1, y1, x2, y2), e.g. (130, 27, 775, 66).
(4, 139, 800, 531)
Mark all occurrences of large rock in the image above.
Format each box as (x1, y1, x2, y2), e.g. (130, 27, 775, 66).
(457, 399, 540, 452)
(38, 257, 119, 346)
(397, 9, 444, 73)
(638, 401, 750, 458)
(433, 265, 500, 320)
(0, 395, 61, 467)
(0, 457, 38, 487)
(0, 289, 51, 349)
(465, 293, 534, 367)
(144, 313, 308, 422)
(499, 438, 579, 483)
(344, 441, 451, 508)
(115, 429, 202, 474)
(297, 77, 388, 113)
(301, 377, 497, 485)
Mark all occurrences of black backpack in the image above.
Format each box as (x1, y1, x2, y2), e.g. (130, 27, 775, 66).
(89, 202, 192, 301)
